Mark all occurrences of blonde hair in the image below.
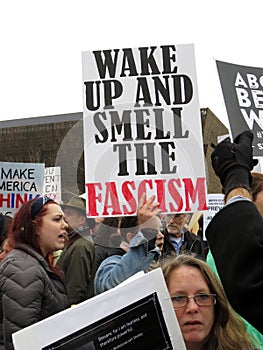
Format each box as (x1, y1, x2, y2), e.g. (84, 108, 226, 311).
(161, 255, 255, 350)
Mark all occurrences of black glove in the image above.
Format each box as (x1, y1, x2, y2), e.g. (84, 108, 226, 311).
(211, 130, 258, 196)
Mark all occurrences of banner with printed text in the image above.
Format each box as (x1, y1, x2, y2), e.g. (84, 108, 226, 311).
(0, 162, 45, 216)
(82, 44, 207, 217)
(13, 268, 186, 350)
(43, 166, 62, 203)
(216, 60, 263, 157)
(203, 193, 224, 239)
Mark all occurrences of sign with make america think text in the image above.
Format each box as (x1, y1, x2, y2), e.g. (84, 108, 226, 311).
(82, 44, 207, 217)
(0, 162, 45, 216)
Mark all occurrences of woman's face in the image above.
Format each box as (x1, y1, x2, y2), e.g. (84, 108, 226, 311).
(37, 203, 68, 256)
(167, 265, 215, 350)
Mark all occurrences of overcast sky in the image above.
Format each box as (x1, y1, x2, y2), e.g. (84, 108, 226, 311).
(1, 0, 263, 129)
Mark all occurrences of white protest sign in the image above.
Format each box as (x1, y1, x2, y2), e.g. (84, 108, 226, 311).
(0, 162, 45, 216)
(43, 166, 62, 203)
(82, 44, 208, 217)
(203, 193, 224, 239)
(13, 268, 186, 350)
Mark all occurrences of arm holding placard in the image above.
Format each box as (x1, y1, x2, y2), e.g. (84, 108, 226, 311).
(206, 130, 263, 334)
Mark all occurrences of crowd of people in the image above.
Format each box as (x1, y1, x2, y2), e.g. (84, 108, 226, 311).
(0, 130, 262, 349)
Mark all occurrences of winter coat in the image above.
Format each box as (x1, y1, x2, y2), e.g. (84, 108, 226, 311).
(56, 233, 96, 305)
(206, 199, 263, 334)
(162, 229, 207, 259)
(0, 244, 70, 350)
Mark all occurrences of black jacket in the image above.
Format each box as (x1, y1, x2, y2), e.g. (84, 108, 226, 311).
(162, 229, 207, 260)
(206, 199, 263, 334)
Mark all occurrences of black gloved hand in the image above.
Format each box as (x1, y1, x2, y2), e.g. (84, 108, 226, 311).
(211, 130, 258, 196)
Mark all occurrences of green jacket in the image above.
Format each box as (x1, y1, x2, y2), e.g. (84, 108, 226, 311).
(57, 233, 95, 305)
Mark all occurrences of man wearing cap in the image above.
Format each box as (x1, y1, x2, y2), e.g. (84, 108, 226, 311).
(56, 196, 96, 305)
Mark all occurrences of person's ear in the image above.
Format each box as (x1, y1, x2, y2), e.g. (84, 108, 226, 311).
(79, 215, 86, 225)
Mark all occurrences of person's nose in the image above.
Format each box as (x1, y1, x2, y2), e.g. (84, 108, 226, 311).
(167, 217, 177, 225)
(185, 297, 199, 312)
(62, 219, 69, 229)
(63, 214, 70, 225)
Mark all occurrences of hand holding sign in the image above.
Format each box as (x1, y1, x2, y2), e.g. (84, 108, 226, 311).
(211, 130, 258, 196)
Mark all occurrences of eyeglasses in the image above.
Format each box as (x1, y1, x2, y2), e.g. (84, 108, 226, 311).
(165, 214, 187, 221)
(171, 294, 216, 310)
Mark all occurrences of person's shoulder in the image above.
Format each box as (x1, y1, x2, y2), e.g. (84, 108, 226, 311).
(0, 247, 29, 266)
(185, 230, 201, 240)
(76, 236, 94, 246)
(0, 248, 44, 280)
(97, 254, 123, 270)
(209, 198, 256, 225)
(70, 237, 95, 253)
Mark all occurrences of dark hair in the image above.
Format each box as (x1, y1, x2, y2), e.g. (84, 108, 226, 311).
(0, 214, 13, 245)
(93, 217, 120, 246)
(9, 197, 56, 256)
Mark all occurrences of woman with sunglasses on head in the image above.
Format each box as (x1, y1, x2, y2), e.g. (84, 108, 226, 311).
(161, 254, 256, 350)
(0, 197, 70, 350)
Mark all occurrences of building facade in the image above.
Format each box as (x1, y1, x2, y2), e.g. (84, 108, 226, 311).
(0, 108, 228, 203)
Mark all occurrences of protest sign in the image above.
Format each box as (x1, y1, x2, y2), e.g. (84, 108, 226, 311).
(12, 268, 186, 350)
(216, 60, 263, 157)
(43, 166, 61, 202)
(203, 193, 224, 238)
(82, 44, 207, 217)
(0, 161, 45, 216)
